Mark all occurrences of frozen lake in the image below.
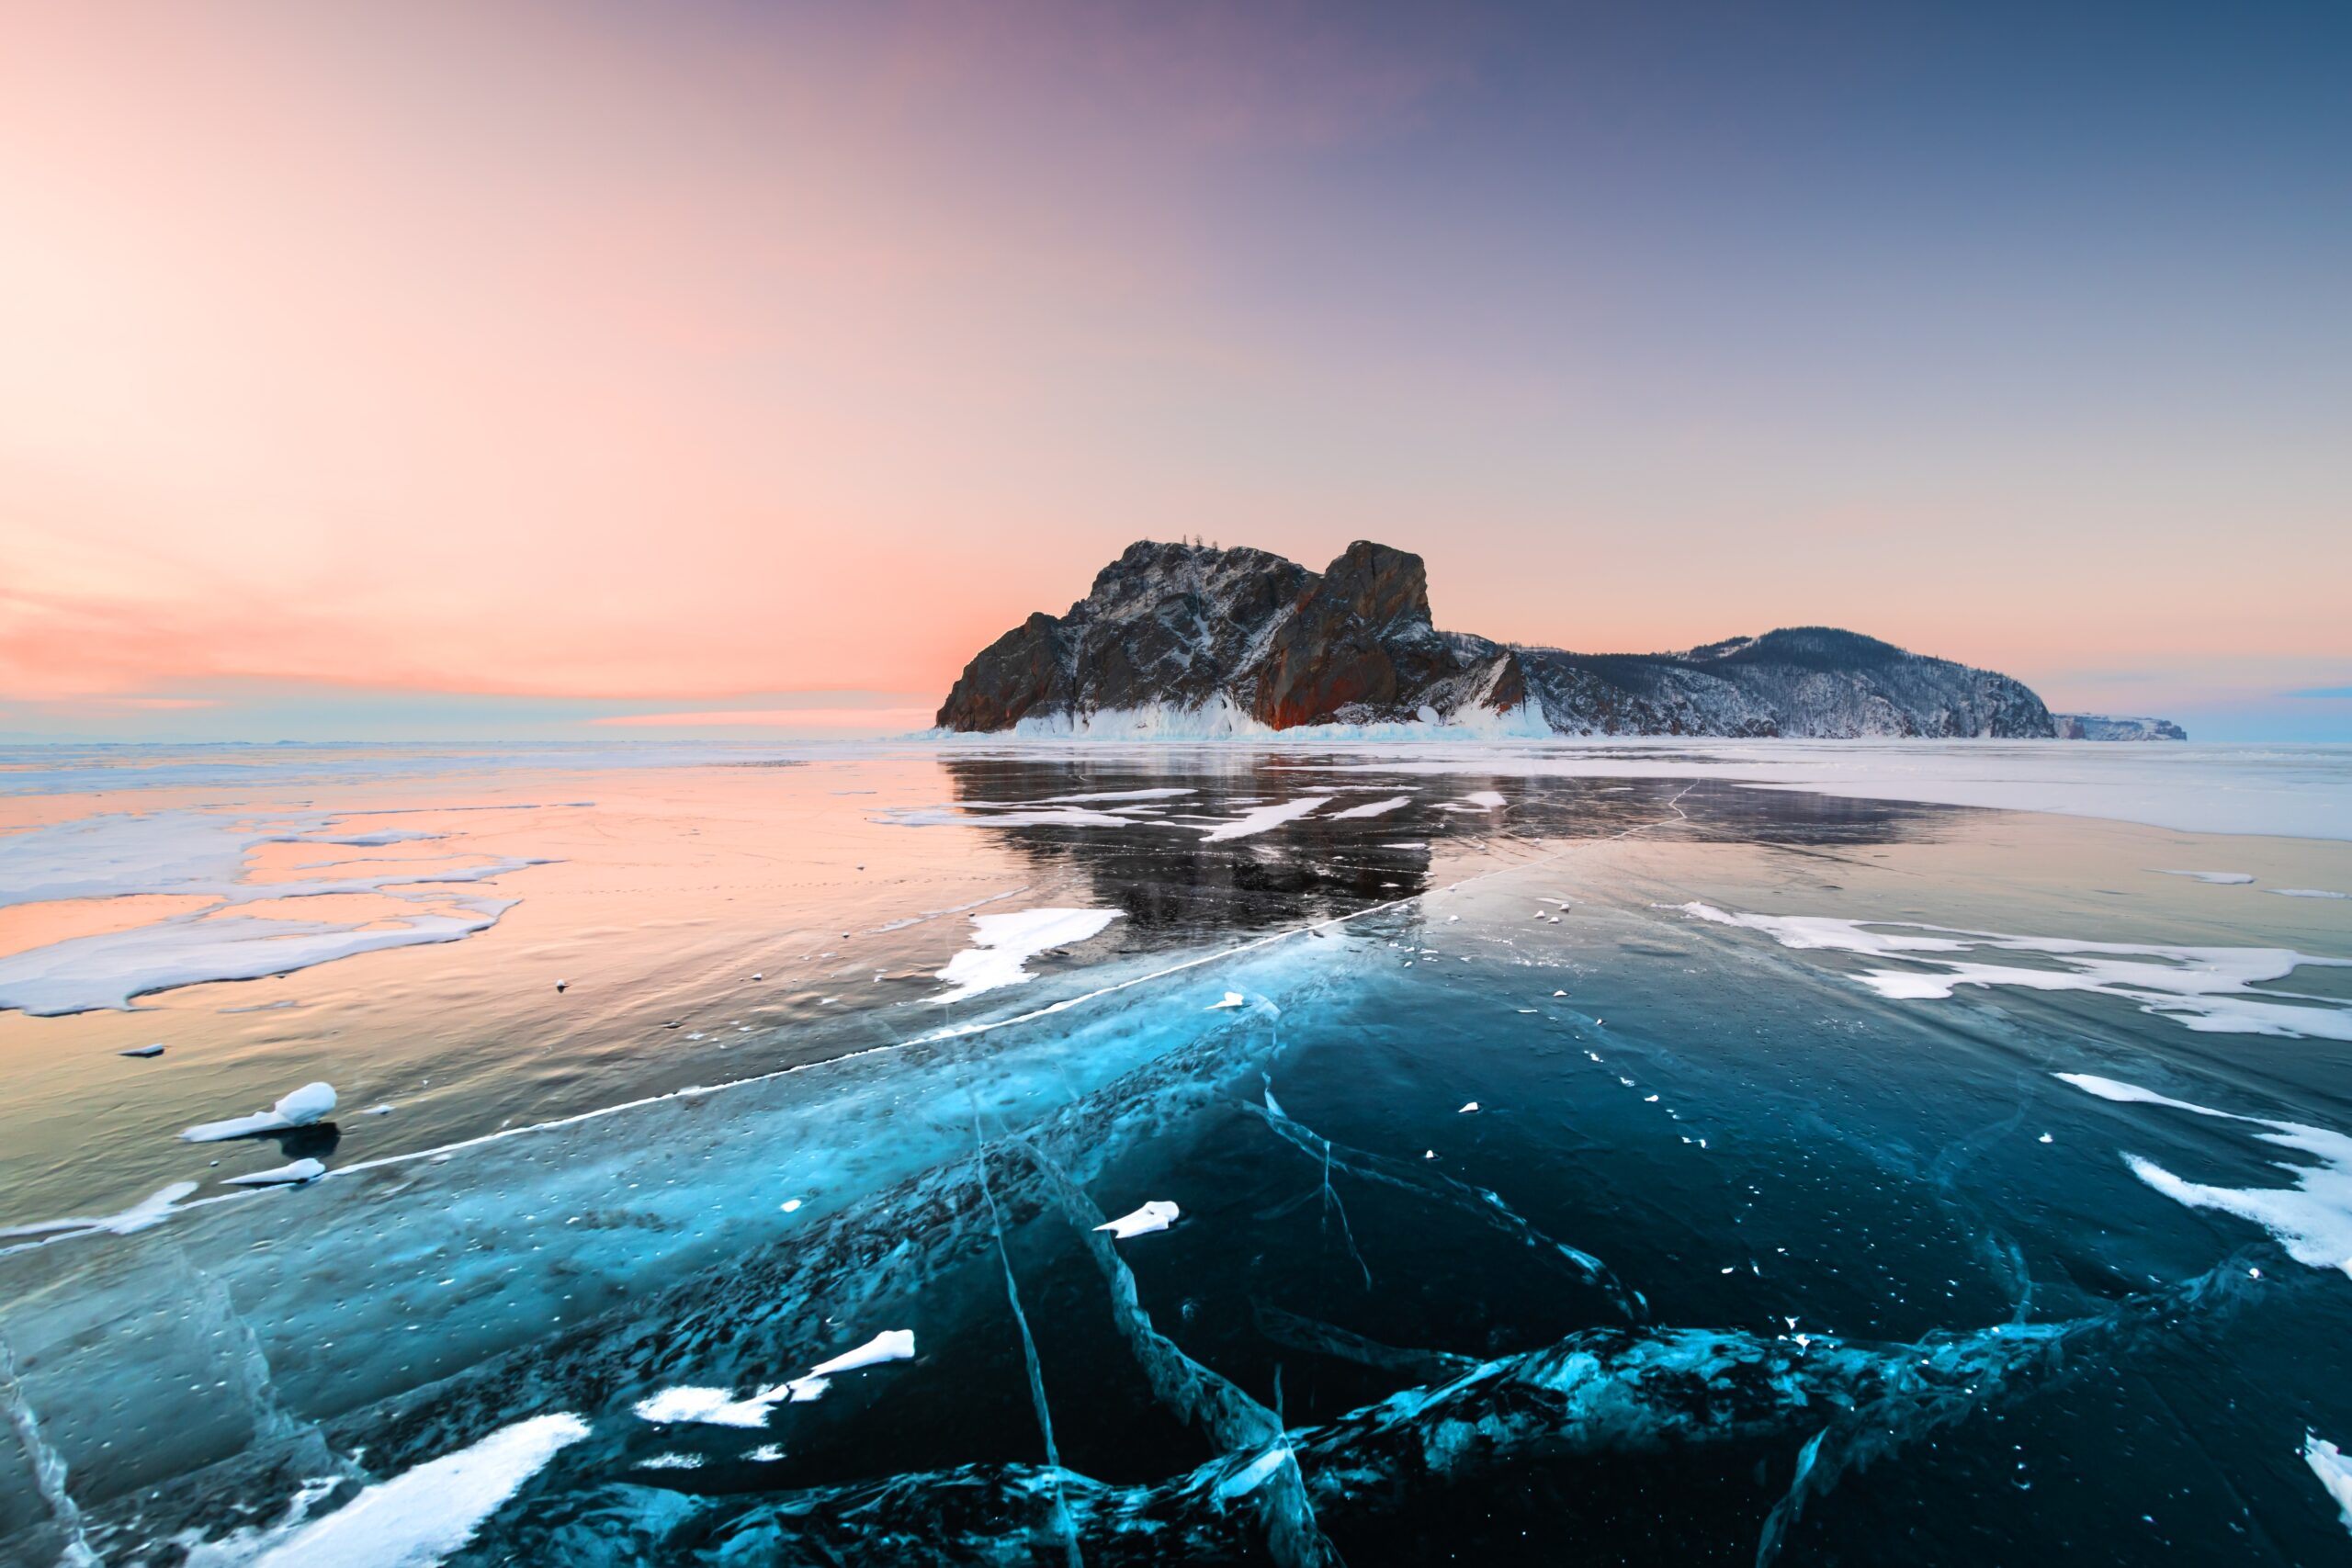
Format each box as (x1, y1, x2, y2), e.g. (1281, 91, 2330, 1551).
(2, 740, 2348, 1564)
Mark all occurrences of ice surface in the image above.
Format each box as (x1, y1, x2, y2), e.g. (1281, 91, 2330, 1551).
(1094, 1201, 1180, 1238)
(245, 1411, 589, 1567)
(222, 1158, 327, 1188)
(2058, 1073, 2352, 1275)
(1679, 903, 2352, 1040)
(1200, 796, 1332, 842)
(935, 908, 1124, 1003)
(2308, 1435, 2352, 1534)
(182, 1082, 338, 1143)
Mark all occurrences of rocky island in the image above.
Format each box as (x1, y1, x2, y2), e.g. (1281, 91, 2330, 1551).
(936, 539, 2183, 740)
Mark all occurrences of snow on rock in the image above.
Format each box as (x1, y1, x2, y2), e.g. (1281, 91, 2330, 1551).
(182, 1082, 338, 1143)
(934, 908, 1123, 1003)
(1095, 1201, 1180, 1239)
(249, 1411, 590, 1567)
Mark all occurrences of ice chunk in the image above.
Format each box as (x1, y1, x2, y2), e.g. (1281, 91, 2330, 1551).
(1095, 1201, 1180, 1239)
(2154, 869, 2255, 885)
(249, 1411, 589, 1567)
(224, 1159, 326, 1187)
(1206, 991, 1247, 1010)
(2275, 888, 2350, 899)
(119, 1043, 165, 1058)
(2308, 1434, 2352, 1533)
(935, 908, 1123, 1003)
(182, 1081, 338, 1143)
(1458, 1101, 1479, 1114)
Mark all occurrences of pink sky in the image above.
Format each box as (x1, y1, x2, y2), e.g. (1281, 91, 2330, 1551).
(2, 3, 2345, 737)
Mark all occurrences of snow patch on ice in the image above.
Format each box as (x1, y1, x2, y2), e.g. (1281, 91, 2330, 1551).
(1327, 795, 1412, 820)
(635, 1332, 916, 1429)
(1, 898, 518, 1016)
(2154, 869, 2256, 885)
(246, 1411, 590, 1567)
(1095, 1201, 1179, 1238)
(2307, 1434, 2352, 1533)
(183, 1082, 338, 1143)
(0, 1181, 200, 1244)
(1199, 796, 1331, 842)
(1678, 903, 2352, 1041)
(935, 908, 1124, 1003)
(223, 1159, 326, 1188)
(2057, 1072, 2352, 1276)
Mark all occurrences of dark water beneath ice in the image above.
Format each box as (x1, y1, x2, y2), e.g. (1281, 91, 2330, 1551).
(2, 746, 2349, 1565)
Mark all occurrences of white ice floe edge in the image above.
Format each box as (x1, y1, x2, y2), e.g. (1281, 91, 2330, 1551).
(5, 793, 1694, 1252)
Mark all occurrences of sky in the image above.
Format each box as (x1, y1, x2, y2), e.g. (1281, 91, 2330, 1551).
(2, 0, 2346, 742)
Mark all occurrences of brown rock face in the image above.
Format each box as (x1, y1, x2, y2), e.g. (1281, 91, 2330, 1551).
(933, 612, 1070, 731)
(1253, 541, 1451, 729)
